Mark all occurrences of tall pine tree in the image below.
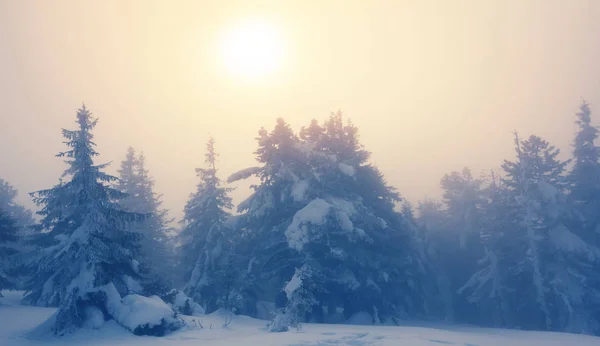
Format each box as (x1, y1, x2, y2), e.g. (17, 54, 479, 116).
(569, 101, 600, 242)
(24, 105, 144, 335)
(463, 134, 600, 334)
(180, 137, 235, 313)
(115, 148, 175, 294)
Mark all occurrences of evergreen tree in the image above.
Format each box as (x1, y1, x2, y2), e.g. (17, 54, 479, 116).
(115, 147, 140, 212)
(569, 101, 600, 241)
(438, 168, 487, 322)
(115, 148, 175, 294)
(458, 171, 516, 328)
(0, 178, 34, 234)
(230, 113, 427, 324)
(463, 134, 600, 334)
(180, 137, 235, 313)
(415, 199, 456, 322)
(24, 105, 144, 335)
(0, 208, 19, 296)
(269, 263, 319, 332)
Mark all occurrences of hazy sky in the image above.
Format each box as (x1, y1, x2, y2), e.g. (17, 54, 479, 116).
(1, 0, 600, 220)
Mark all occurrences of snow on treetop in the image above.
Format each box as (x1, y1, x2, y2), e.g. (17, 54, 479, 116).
(285, 198, 330, 251)
(338, 163, 355, 177)
(285, 197, 364, 251)
(227, 167, 261, 183)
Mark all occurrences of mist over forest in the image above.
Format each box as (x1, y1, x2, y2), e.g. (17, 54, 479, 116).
(2, 1, 600, 345)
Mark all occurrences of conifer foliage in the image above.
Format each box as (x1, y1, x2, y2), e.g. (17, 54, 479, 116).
(180, 137, 235, 313)
(115, 147, 175, 293)
(24, 105, 145, 335)
(0, 208, 19, 296)
(230, 112, 427, 327)
(0, 178, 34, 234)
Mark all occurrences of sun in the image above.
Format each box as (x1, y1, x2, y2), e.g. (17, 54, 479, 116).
(219, 19, 284, 81)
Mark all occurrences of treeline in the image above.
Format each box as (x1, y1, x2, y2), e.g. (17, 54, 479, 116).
(416, 102, 600, 333)
(0, 102, 599, 336)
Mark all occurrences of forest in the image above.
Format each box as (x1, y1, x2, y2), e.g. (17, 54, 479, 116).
(1, 101, 599, 337)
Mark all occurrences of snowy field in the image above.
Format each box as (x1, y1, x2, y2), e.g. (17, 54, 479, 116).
(1, 291, 599, 346)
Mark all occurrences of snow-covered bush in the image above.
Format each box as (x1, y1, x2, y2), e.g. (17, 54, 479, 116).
(76, 284, 184, 336)
(112, 294, 184, 336)
(269, 264, 317, 332)
(161, 289, 205, 316)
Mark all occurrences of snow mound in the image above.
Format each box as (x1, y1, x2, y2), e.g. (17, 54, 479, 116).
(83, 306, 105, 329)
(111, 294, 184, 336)
(162, 289, 205, 316)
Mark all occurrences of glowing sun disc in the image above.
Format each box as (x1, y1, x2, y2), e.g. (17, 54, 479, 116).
(219, 19, 283, 79)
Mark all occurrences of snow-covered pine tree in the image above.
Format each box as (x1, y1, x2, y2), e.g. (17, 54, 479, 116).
(569, 101, 600, 243)
(115, 148, 175, 295)
(135, 152, 176, 291)
(115, 147, 141, 212)
(501, 134, 569, 331)
(24, 105, 145, 335)
(0, 178, 34, 234)
(437, 168, 488, 322)
(458, 171, 517, 328)
(269, 263, 319, 332)
(230, 113, 428, 324)
(0, 208, 19, 297)
(415, 199, 456, 322)
(463, 133, 600, 334)
(440, 168, 486, 250)
(227, 118, 308, 316)
(180, 137, 235, 313)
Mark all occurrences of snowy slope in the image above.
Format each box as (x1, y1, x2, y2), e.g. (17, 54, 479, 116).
(1, 291, 599, 346)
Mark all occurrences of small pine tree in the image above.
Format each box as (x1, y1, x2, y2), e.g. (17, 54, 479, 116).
(269, 264, 318, 332)
(0, 208, 19, 296)
(180, 137, 234, 313)
(24, 105, 144, 335)
(0, 178, 34, 234)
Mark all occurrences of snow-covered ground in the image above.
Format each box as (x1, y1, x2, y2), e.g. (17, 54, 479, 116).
(1, 291, 599, 346)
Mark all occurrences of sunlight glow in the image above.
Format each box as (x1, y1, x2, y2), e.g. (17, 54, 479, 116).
(219, 19, 283, 81)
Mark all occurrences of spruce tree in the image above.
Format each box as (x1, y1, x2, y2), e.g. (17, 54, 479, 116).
(436, 168, 487, 322)
(180, 137, 234, 313)
(0, 178, 34, 234)
(115, 147, 141, 212)
(24, 105, 144, 335)
(230, 113, 427, 324)
(115, 148, 175, 294)
(0, 208, 19, 297)
(458, 172, 516, 328)
(569, 101, 600, 241)
(463, 134, 600, 334)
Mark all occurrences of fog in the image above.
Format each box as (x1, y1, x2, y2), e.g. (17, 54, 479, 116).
(1, 0, 600, 220)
